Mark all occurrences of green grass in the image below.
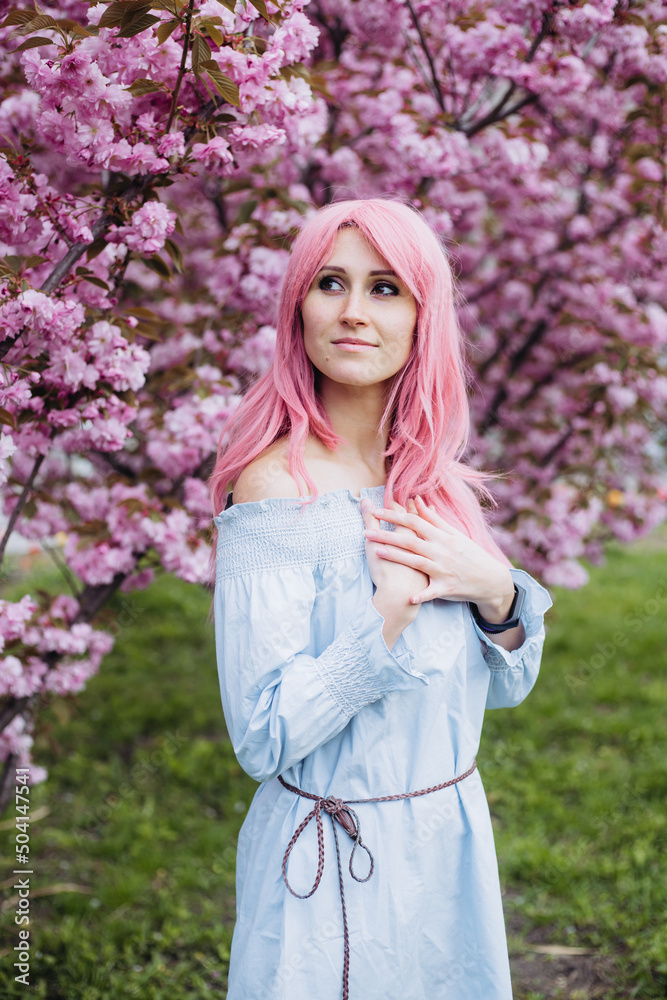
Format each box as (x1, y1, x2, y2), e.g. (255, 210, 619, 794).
(482, 526, 667, 997)
(0, 526, 665, 999)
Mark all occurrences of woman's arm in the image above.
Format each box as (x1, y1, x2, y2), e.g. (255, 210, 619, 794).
(214, 457, 427, 783)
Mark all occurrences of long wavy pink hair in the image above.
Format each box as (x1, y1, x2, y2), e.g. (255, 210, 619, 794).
(207, 197, 512, 587)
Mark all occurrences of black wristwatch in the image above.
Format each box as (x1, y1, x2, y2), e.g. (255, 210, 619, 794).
(469, 583, 526, 634)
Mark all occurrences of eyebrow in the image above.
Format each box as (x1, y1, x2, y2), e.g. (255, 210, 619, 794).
(317, 266, 398, 276)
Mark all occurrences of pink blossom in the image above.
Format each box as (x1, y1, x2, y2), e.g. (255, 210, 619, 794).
(157, 131, 186, 158)
(120, 568, 155, 593)
(0, 655, 48, 698)
(50, 594, 80, 622)
(0, 595, 37, 646)
(229, 123, 287, 151)
(192, 136, 235, 174)
(109, 202, 176, 255)
(0, 431, 17, 487)
(64, 538, 137, 586)
(226, 325, 276, 376)
(3, 0, 667, 790)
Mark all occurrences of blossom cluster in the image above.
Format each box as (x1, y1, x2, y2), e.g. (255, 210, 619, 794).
(0, 0, 666, 797)
(0, 0, 323, 793)
(0, 591, 115, 782)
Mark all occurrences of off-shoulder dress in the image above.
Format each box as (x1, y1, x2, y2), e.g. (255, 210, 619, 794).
(213, 485, 553, 1000)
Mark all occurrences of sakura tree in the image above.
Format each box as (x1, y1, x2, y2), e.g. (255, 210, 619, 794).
(0, 0, 665, 811)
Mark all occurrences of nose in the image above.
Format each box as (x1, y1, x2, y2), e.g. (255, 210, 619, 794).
(338, 286, 369, 327)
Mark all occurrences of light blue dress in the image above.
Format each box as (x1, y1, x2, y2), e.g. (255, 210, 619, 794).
(213, 485, 553, 1000)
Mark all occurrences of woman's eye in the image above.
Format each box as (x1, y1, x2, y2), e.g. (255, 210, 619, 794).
(318, 275, 344, 292)
(373, 281, 399, 296)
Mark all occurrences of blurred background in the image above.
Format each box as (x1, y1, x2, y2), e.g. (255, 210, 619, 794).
(1, 1, 667, 997)
(1, 520, 666, 999)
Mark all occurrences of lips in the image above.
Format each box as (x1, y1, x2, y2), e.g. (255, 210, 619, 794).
(332, 338, 377, 346)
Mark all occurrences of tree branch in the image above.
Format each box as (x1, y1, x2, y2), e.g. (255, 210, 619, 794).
(478, 316, 552, 433)
(0, 697, 28, 734)
(405, 0, 447, 115)
(0, 752, 20, 819)
(464, 91, 539, 137)
(541, 399, 597, 467)
(459, 3, 557, 136)
(0, 449, 48, 570)
(0, 333, 21, 362)
(165, 0, 195, 134)
(72, 569, 135, 625)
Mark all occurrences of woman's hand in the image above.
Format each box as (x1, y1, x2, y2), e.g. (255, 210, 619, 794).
(361, 498, 429, 609)
(363, 495, 515, 621)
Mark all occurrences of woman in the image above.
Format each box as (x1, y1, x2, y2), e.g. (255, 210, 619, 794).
(208, 198, 552, 1000)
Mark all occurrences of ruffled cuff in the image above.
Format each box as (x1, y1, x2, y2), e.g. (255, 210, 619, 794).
(471, 568, 553, 671)
(314, 595, 429, 718)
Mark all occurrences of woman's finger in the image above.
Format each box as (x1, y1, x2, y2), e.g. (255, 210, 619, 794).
(371, 503, 433, 539)
(368, 527, 431, 558)
(360, 498, 383, 531)
(410, 583, 438, 605)
(414, 494, 456, 532)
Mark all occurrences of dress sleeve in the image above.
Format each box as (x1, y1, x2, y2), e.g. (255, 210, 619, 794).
(214, 560, 429, 784)
(469, 568, 554, 710)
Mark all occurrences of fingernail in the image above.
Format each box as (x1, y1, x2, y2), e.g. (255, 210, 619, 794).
(360, 498, 371, 511)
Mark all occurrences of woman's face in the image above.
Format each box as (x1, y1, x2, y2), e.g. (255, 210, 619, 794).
(300, 227, 417, 390)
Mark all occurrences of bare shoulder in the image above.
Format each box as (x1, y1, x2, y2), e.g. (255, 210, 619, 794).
(232, 438, 302, 504)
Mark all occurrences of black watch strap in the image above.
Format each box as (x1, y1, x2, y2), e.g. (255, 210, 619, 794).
(470, 583, 526, 634)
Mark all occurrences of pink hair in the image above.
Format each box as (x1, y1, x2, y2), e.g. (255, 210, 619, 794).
(206, 197, 512, 588)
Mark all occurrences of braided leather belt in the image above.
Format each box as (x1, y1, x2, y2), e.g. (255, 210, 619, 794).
(277, 758, 478, 1000)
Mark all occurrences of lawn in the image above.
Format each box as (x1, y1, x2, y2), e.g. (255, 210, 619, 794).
(0, 525, 665, 999)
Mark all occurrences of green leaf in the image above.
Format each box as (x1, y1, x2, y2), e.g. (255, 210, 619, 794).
(98, 1, 145, 29)
(130, 306, 163, 320)
(57, 18, 95, 36)
(191, 33, 212, 76)
(248, 0, 272, 22)
(142, 254, 172, 280)
(243, 34, 267, 55)
(13, 35, 57, 50)
(236, 199, 257, 225)
(213, 0, 237, 12)
(122, 314, 166, 340)
(156, 17, 178, 44)
(152, 0, 181, 13)
(201, 60, 239, 105)
(126, 77, 164, 95)
(281, 61, 310, 82)
(163, 238, 183, 273)
(23, 255, 48, 269)
(0, 10, 37, 28)
(117, 12, 161, 37)
(69, 22, 96, 36)
(0, 408, 17, 429)
(10, 12, 58, 35)
(200, 19, 224, 47)
(86, 239, 108, 262)
(4, 255, 23, 273)
(210, 112, 238, 124)
(80, 275, 110, 290)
